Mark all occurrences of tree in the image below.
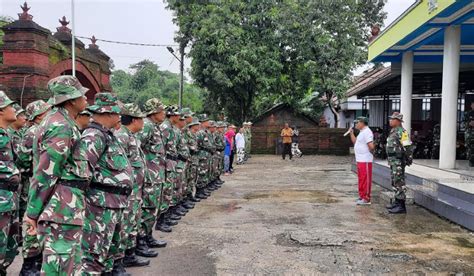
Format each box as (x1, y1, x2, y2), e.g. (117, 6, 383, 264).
(111, 60, 205, 112)
(166, 0, 385, 126)
(0, 16, 14, 64)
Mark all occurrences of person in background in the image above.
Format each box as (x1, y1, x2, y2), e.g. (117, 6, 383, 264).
(229, 125, 237, 173)
(281, 123, 293, 160)
(349, 117, 374, 205)
(291, 125, 302, 158)
(224, 126, 235, 175)
(235, 128, 246, 165)
(76, 109, 91, 131)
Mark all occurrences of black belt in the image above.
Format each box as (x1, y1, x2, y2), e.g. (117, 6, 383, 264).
(90, 182, 131, 196)
(178, 155, 188, 162)
(58, 180, 88, 191)
(166, 154, 179, 161)
(0, 181, 18, 192)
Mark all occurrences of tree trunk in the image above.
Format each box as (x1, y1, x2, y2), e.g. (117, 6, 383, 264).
(328, 100, 340, 128)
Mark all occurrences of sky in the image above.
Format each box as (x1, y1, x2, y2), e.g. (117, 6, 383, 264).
(0, 0, 415, 76)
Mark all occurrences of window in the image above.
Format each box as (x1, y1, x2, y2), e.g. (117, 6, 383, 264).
(391, 99, 400, 112)
(422, 99, 431, 120)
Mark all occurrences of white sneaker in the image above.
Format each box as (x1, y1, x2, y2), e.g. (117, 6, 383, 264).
(356, 199, 371, 205)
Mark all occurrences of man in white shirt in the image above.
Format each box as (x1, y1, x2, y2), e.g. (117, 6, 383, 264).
(350, 117, 374, 205)
(235, 128, 246, 164)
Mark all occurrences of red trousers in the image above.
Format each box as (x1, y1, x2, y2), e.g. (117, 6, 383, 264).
(357, 162, 372, 201)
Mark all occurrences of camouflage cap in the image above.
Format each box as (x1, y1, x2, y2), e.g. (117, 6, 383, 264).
(388, 112, 404, 122)
(144, 98, 165, 115)
(166, 105, 181, 116)
(198, 114, 210, 122)
(47, 75, 88, 106)
(87, 92, 121, 114)
(25, 100, 51, 121)
(208, 120, 216, 127)
(12, 103, 25, 116)
(216, 121, 226, 128)
(121, 103, 145, 118)
(187, 117, 200, 128)
(181, 107, 194, 117)
(0, 91, 16, 109)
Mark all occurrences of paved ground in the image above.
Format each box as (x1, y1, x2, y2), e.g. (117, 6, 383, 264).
(8, 155, 474, 275)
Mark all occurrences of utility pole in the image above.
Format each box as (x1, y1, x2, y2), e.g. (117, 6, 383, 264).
(71, 0, 76, 77)
(167, 46, 184, 110)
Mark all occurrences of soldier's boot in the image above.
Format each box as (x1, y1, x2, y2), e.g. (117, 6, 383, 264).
(156, 213, 175, 230)
(182, 200, 195, 209)
(385, 199, 398, 209)
(388, 199, 407, 214)
(196, 188, 208, 199)
(176, 204, 189, 214)
(146, 234, 167, 248)
(112, 259, 131, 276)
(190, 195, 201, 202)
(123, 248, 150, 267)
(19, 256, 41, 276)
(135, 236, 159, 258)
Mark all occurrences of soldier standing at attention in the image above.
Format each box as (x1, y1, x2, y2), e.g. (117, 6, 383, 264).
(115, 103, 158, 269)
(385, 112, 412, 214)
(76, 110, 92, 131)
(185, 118, 201, 202)
(464, 102, 474, 166)
(139, 99, 169, 241)
(0, 91, 21, 276)
(207, 121, 219, 190)
(7, 104, 27, 158)
(24, 76, 88, 275)
(215, 122, 226, 185)
(76, 93, 133, 275)
(176, 112, 194, 211)
(18, 100, 51, 275)
(160, 106, 187, 222)
(196, 115, 213, 199)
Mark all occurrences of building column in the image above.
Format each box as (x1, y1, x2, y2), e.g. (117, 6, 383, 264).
(439, 25, 461, 169)
(400, 51, 414, 134)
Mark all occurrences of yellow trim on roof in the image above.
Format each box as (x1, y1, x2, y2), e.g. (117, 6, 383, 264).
(368, 0, 456, 61)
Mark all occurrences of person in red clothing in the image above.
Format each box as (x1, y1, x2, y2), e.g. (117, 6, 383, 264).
(349, 117, 375, 205)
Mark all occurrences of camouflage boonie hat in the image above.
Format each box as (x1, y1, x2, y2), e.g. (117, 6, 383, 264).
(198, 114, 210, 122)
(0, 91, 15, 109)
(12, 103, 25, 116)
(25, 100, 51, 121)
(208, 120, 216, 127)
(187, 117, 200, 128)
(166, 105, 181, 116)
(47, 75, 88, 106)
(181, 107, 194, 118)
(144, 98, 165, 115)
(87, 92, 121, 114)
(388, 112, 404, 122)
(216, 121, 225, 128)
(121, 103, 145, 118)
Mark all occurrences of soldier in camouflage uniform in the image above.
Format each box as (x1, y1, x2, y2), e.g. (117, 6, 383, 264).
(385, 112, 412, 214)
(138, 99, 169, 236)
(176, 112, 195, 211)
(0, 91, 21, 276)
(7, 104, 27, 159)
(195, 115, 213, 199)
(464, 102, 474, 166)
(114, 103, 152, 268)
(215, 122, 226, 184)
(76, 93, 133, 275)
(76, 110, 91, 131)
(24, 76, 88, 275)
(18, 100, 51, 275)
(243, 122, 252, 160)
(184, 118, 201, 202)
(160, 106, 188, 221)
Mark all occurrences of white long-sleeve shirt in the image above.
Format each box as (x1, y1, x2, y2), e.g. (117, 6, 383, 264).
(235, 133, 245, 149)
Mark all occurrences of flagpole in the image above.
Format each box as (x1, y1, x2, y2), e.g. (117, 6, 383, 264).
(71, 0, 76, 77)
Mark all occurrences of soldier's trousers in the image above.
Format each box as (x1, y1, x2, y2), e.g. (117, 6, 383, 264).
(122, 199, 142, 250)
(82, 204, 124, 274)
(197, 155, 211, 188)
(0, 211, 19, 273)
(388, 159, 407, 200)
(37, 221, 82, 276)
(175, 162, 187, 203)
(186, 163, 198, 197)
(140, 208, 157, 236)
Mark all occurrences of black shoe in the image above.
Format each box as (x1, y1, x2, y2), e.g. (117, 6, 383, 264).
(173, 208, 187, 216)
(190, 196, 201, 202)
(19, 256, 41, 276)
(170, 213, 182, 220)
(112, 258, 131, 276)
(182, 201, 195, 209)
(176, 205, 189, 213)
(136, 236, 159, 258)
(146, 234, 167, 248)
(196, 192, 208, 199)
(165, 219, 178, 226)
(123, 249, 150, 267)
(156, 223, 172, 232)
(388, 200, 407, 214)
(385, 200, 397, 209)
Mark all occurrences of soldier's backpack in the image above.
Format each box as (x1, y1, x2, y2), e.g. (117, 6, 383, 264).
(401, 129, 413, 166)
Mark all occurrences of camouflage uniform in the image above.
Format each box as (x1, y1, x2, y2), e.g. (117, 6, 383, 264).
(196, 115, 213, 189)
(208, 122, 218, 183)
(464, 109, 474, 166)
(177, 117, 190, 203)
(214, 122, 226, 180)
(26, 76, 89, 276)
(160, 107, 181, 209)
(0, 92, 21, 275)
(184, 118, 200, 197)
(386, 113, 412, 205)
(243, 122, 252, 159)
(76, 93, 133, 274)
(18, 100, 51, 261)
(137, 99, 166, 235)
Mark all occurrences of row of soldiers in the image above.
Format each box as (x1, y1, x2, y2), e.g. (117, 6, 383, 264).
(0, 75, 228, 276)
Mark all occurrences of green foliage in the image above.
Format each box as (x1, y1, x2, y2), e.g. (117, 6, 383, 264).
(111, 59, 205, 112)
(0, 16, 14, 64)
(166, 0, 385, 125)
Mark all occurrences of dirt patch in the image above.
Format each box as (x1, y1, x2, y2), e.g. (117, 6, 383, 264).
(244, 190, 339, 204)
